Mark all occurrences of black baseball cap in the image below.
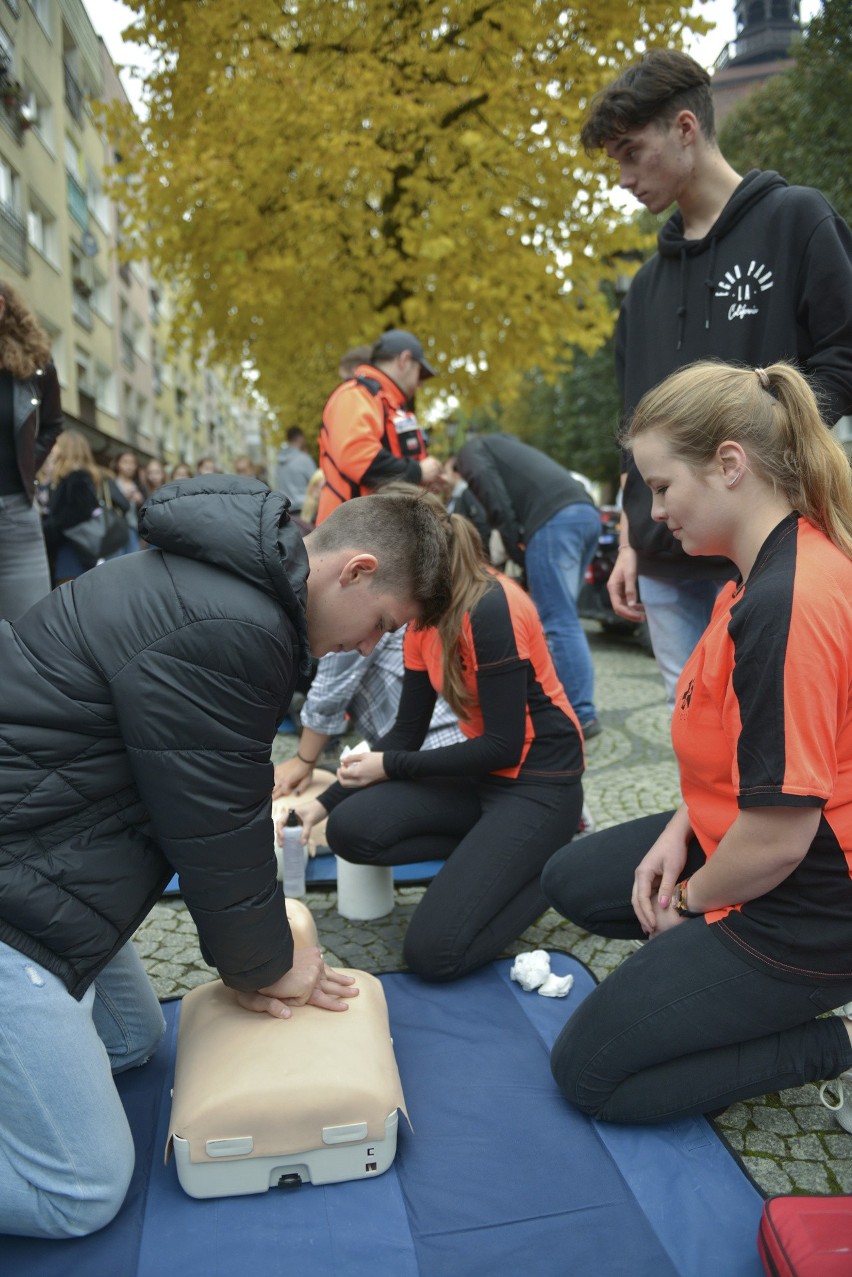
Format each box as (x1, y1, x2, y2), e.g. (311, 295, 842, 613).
(370, 329, 436, 380)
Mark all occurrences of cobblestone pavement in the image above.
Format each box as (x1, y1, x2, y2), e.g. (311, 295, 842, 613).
(134, 621, 852, 1199)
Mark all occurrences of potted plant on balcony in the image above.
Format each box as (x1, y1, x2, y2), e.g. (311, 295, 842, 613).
(72, 276, 93, 300)
(3, 80, 24, 110)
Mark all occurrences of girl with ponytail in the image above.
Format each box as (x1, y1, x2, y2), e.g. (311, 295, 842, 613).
(543, 359, 852, 1128)
(296, 493, 585, 982)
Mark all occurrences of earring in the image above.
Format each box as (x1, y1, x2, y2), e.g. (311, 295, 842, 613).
(728, 472, 741, 488)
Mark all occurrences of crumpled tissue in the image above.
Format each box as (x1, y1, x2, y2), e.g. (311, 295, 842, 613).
(510, 951, 574, 998)
(339, 740, 370, 761)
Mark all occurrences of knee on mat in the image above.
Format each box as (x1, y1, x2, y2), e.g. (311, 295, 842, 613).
(111, 1009, 166, 1075)
(549, 1020, 612, 1121)
(30, 1135, 135, 1239)
(540, 845, 595, 929)
(402, 931, 465, 983)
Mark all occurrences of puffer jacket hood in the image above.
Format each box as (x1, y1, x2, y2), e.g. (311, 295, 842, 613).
(140, 475, 312, 683)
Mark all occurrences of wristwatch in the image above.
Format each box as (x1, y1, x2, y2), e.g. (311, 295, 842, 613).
(673, 879, 703, 919)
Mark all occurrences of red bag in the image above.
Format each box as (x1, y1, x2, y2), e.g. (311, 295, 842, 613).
(758, 1195, 852, 1275)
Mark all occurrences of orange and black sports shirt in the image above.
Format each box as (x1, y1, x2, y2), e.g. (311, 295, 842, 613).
(672, 514, 852, 980)
(316, 364, 427, 523)
(378, 573, 583, 783)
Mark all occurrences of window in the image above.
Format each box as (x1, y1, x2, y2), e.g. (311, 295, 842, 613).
(27, 197, 58, 265)
(0, 25, 15, 78)
(24, 80, 54, 150)
(0, 155, 20, 212)
(30, 0, 50, 37)
(95, 362, 117, 416)
(64, 134, 82, 179)
(75, 347, 94, 396)
(70, 243, 92, 291)
(86, 164, 110, 230)
(70, 244, 93, 327)
(91, 268, 111, 322)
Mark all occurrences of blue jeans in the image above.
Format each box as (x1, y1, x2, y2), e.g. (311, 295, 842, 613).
(525, 502, 601, 724)
(638, 574, 726, 713)
(0, 493, 51, 621)
(0, 939, 165, 1239)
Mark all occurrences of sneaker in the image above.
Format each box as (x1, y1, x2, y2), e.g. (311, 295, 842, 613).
(819, 1070, 852, 1134)
(580, 717, 602, 740)
(575, 803, 596, 838)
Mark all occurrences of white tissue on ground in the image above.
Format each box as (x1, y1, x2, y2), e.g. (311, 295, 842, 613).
(537, 972, 574, 998)
(510, 950, 553, 991)
(510, 951, 574, 998)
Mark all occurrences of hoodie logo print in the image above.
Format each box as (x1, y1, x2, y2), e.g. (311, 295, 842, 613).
(715, 260, 774, 321)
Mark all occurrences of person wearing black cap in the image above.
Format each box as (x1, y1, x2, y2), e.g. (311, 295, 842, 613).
(316, 328, 442, 524)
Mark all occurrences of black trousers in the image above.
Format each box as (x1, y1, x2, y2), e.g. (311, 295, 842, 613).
(541, 813, 852, 1124)
(326, 774, 583, 982)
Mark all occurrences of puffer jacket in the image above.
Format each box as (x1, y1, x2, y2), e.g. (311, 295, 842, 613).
(0, 476, 311, 999)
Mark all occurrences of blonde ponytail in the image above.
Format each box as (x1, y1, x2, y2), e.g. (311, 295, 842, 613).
(438, 513, 492, 718)
(624, 360, 852, 561)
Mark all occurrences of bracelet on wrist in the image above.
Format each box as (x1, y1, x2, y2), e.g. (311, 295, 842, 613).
(673, 878, 703, 919)
(296, 751, 319, 766)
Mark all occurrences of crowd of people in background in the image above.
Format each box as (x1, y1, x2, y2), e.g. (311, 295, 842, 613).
(27, 438, 275, 591)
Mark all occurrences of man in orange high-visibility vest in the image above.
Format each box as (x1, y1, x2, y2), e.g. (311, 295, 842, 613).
(317, 329, 442, 524)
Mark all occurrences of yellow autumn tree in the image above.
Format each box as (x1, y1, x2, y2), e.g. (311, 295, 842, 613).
(109, 0, 704, 433)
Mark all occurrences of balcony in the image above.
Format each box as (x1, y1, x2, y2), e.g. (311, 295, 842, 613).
(78, 388, 96, 427)
(0, 98, 25, 145)
(72, 287, 92, 330)
(121, 331, 136, 371)
(64, 62, 84, 126)
(715, 22, 800, 68)
(66, 171, 88, 230)
(0, 200, 28, 274)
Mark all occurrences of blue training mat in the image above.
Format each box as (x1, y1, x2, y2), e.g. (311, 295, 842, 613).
(0, 955, 764, 1277)
(163, 851, 445, 896)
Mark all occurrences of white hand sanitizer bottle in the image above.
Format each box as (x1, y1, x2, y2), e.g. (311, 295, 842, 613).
(280, 808, 306, 897)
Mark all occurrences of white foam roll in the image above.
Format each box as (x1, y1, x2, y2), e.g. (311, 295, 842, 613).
(335, 859, 394, 921)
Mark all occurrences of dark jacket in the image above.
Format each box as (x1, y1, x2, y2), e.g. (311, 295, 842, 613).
(456, 433, 593, 568)
(617, 170, 852, 579)
(0, 477, 310, 999)
(42, 472, 130, 550)
(447, 481, 491, 555)
(10, 362, 64, 500)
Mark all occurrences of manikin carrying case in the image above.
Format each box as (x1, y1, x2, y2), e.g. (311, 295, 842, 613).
(166, 903, 407, 1199)
(758, 1195, 852, 1276)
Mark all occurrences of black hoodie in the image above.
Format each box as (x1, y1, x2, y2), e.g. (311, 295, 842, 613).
(617, 170, 852, 577)
(0, 477, 310, 998)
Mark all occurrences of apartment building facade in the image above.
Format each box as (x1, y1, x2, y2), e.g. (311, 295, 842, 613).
(0, 0, 262, 472)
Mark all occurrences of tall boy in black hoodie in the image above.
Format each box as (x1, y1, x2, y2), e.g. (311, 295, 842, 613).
(581, 49, 852, 709)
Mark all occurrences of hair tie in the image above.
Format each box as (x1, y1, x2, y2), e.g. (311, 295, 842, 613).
(755, 367, 771, 390)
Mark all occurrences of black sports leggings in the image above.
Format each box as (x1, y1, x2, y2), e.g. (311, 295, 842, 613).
(541, 813, 852, 1124)
(326, 774, 583, 982)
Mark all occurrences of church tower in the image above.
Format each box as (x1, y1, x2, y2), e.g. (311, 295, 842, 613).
(712, 0, 804, 123)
